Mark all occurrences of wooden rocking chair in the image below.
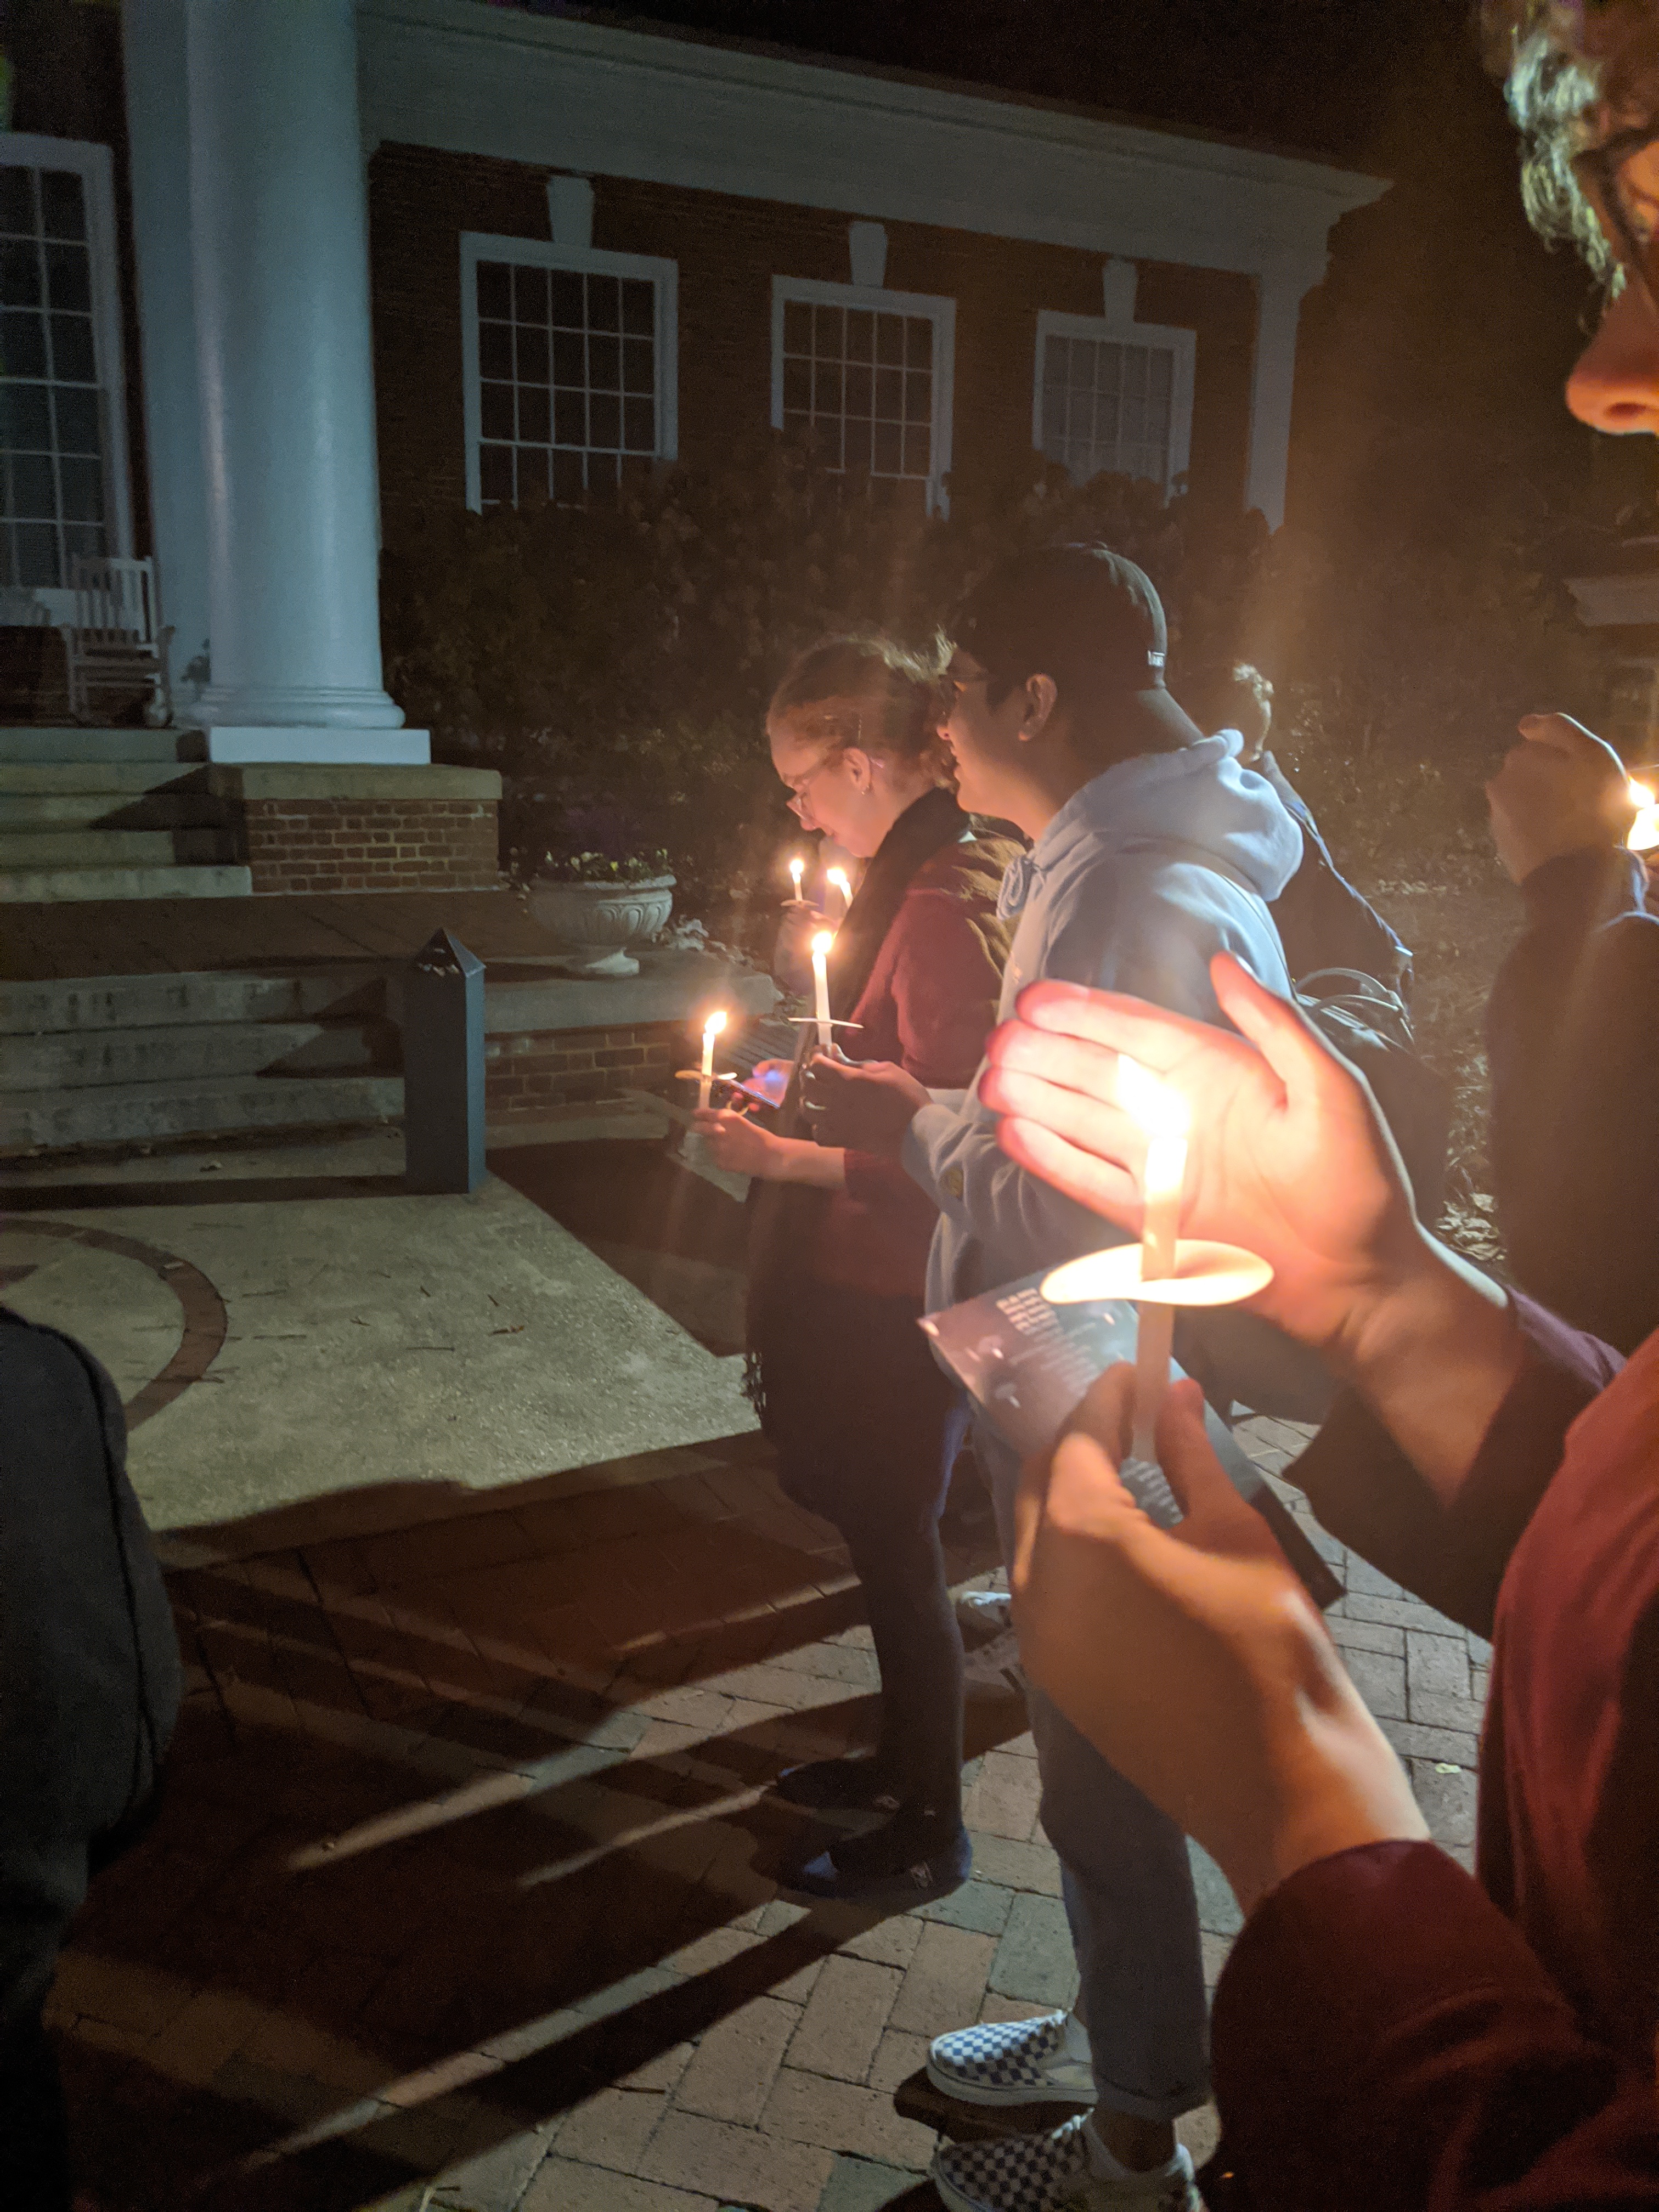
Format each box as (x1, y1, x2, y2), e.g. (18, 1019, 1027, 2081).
(58, 555, 174, 727)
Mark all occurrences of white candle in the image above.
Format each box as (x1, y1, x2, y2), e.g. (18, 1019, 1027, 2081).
(1629, 779, 1659, 853)
(811, 931, 834, 1051)
(788, 854, 806, 902)
(1116, 1055, 1190, 1464)
(826, 866, 851, 918)
(698, 1008, 727, 1110)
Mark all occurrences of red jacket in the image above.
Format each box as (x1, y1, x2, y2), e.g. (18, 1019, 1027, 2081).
(815, 836, 1012, 1300)
(1208, 1300, 1659, 2210)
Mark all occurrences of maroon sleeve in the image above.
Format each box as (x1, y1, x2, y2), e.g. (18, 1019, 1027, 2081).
(1290, 1295, 1623, 1638)
(1209, 1840, 1659, 2212)
(885, 889, 1003, 1091)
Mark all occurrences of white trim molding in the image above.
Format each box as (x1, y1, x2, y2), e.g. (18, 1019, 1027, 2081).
(459, 229, 679, 510)
(1032, 303, 1195, 496)
(359, 2, 1386, 276)
(0, 131, 133, 620)
(770, 275, 955, 515)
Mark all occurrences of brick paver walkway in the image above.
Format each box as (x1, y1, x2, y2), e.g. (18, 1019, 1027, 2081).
(53, 1419, 1487, 2212)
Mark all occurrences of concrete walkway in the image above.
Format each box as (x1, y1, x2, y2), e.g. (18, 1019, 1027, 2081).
(0, 1141, 755, 1541)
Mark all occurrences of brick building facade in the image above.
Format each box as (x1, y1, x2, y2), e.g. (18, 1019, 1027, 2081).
(369, 143, 1260, 541)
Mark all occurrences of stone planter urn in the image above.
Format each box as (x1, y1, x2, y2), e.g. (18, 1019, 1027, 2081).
(528, 873, 675, 978)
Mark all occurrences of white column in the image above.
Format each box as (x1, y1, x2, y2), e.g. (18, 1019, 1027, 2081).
(184, 0, 426, 763)
(121, 0, 210, 714)
(1243, 257, 1322, 532)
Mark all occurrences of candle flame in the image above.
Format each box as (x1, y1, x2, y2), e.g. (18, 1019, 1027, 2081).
(1629, 779, 1659, 853)
(811, 930, 835, 956)
(827, 865, 851, 900)
(1115, 1053, 1190, 1139)
(702, 1009, 727, 1042)
(788, 854, 805, 884)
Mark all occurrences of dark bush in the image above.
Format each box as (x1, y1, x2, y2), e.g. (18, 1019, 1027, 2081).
(380, 428, 1611, 932)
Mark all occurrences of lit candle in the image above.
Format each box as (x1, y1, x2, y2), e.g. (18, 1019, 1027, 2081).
(1116, 1054, 1190, 1464)
(1629, 779, 1659, 853)
(698, 1008, 727, 1110)
(810, 930, 834, 1051)
(826, 865, 851, 918)
(788, 854, 806, 902)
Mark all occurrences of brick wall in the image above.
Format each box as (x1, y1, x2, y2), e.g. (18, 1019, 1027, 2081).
(241, 798, 500, 896)
(368, 144, 1259, 535)
(485, 1022, 679, 1121)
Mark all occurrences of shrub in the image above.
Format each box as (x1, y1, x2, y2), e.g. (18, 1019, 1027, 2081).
(380, 427, 1612, 929)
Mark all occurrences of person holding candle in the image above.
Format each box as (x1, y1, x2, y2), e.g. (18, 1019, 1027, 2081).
(977, 946, 1659, 2207)
(1481, 710, 1659, 1355)
(809, 549, 1307, 2212)
(693, 634, 1019, 1905)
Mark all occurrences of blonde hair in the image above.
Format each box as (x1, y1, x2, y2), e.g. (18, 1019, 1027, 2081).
(768, 635, 953, 785)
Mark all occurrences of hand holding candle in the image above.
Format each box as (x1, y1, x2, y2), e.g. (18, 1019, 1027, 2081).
(811, 931, 834, 1051)
(698, 1008, 727, 1110)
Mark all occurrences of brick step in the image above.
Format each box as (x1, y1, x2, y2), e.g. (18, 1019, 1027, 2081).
(0, 792, 230, 830)
(0, 1070, 403, 1153)
(0, 864, 252, 902)
(0, 967, 386, 1036)
(0, 826, 231, 868)
(0, 726, 206, 764)
(3, 1019, 391, 1093)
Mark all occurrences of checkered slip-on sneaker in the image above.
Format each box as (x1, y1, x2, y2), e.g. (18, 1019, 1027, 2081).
(932, 2116, 1200, 2212)
(926, 2011, 1093, 2107)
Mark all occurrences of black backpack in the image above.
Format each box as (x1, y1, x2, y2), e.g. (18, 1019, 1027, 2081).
(1293, 968, 1451, 1226)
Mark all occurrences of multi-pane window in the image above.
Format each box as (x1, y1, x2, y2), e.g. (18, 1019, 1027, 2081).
(772, 280, 954, 511)
(461, 237, 678, 510)
(0, 161, 108, 588)
(1032, 313, 1194, 496)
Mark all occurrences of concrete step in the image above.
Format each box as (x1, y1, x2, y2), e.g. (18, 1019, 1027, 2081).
(0, 726, 206, 764)
(0, 827, 230, 868)
(0, 967, 386, 1035)
(4, 1019, 388, 1092)
(0, 792, 229, 829)
(1, 1070, 403, 1153)
(0, 762, 212, 797)
(0, 863, 252, 902)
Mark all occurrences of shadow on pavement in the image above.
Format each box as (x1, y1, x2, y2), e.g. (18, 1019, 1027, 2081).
(55, 1442, 1010, 2210)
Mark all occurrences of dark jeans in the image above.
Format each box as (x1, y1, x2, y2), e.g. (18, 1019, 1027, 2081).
(838, 1431, 968, 1818)
(760, 1276, 970, 1822)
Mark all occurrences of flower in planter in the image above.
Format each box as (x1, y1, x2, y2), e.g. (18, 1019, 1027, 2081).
(538, 847, 673, 884)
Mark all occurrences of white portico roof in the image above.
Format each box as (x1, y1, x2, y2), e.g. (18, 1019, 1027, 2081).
(357, 0, 1386, 291)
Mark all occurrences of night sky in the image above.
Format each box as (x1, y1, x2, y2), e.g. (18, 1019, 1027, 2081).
(565, 0, 1636, 532)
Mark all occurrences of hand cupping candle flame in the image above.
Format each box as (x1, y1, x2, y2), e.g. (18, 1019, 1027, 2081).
(1039, 1053, 1272, 1464)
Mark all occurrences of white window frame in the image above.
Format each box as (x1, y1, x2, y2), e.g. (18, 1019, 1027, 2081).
(771, 276, 955, 516)
(0, 132, 132, 621)
(1032, 308, 1195, 498)
(459, 230, 679, 511)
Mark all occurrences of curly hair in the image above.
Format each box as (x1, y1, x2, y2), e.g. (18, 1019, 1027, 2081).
(1480, 0, 1659, 279)
(766, 634, 953, 784)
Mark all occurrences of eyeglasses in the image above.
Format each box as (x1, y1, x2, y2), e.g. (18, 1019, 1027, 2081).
(1576, 120, 1659, 311)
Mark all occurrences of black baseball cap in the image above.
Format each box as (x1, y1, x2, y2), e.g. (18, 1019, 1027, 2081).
(949, 544, 1204, 756)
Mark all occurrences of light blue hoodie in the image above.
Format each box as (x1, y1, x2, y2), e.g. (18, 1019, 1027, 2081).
(904, 732, 1301, 1319)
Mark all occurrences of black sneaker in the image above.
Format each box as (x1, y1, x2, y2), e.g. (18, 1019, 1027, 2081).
(786, 1813, 972, 1908)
